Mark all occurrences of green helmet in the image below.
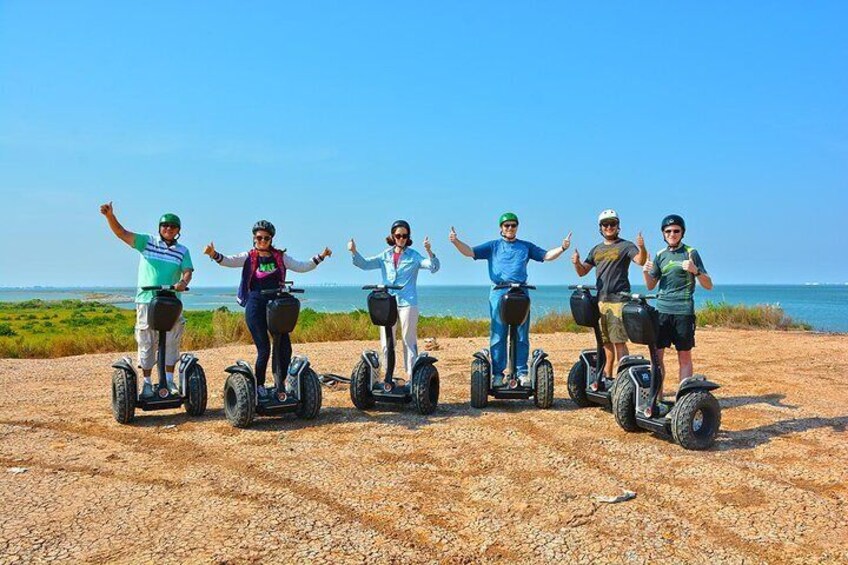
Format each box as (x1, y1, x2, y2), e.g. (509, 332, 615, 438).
(159, 213, 181, 228)
(498, 212, 519, 226)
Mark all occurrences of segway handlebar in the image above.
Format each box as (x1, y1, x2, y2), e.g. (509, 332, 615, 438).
(141, 285, 189, 291)
(568, 284, 597, 291)
(494, 282, 536, 290)
(361, 285, 404, 291)
(618, 291, 658, 301)
(261, 284, 305, 296)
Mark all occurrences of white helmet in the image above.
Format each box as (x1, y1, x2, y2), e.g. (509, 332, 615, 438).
(598, 209, 619, 224)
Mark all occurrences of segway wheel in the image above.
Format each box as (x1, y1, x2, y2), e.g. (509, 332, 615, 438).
(184, 364, 208, 417)
(224, 373, 255, 428)
(411, 364, 439, 415)
(533, 359, 554, 409)
(611, 374, 640, 432)
(470, 358, 489, 409)
(349, 360, 375, 410)
(566, 361, 591, 408)
(111, 369, 136, 424)
(671, 390, 721, 450)
(295, 368, 323, 420)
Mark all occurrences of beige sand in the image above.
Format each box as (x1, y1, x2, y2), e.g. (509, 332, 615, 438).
(1, 328, 846, 564)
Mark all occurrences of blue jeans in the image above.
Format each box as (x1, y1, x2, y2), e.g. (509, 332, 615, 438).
(489, 288, 531, 377)
(245, 291, 291, 387)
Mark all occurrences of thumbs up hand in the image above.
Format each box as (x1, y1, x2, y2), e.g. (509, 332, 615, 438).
(643, 259, 654, 274)
(347, 238, 356, 254)
(682, 250, 699, 274)
(203, 241, 216, 257)
(449, 226, 457, 243)
(423, 236, 432, 255)
(571, 249, 580, 265)
(100, 201, 114, 216)
(561, 232, 572, 251)
(636, 231, 645, 248)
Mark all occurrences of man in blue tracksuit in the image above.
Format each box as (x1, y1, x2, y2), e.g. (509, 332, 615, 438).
(450, 213, 572, 386)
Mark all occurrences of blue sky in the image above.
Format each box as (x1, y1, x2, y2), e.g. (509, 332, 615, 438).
(1, 1, 846, 287)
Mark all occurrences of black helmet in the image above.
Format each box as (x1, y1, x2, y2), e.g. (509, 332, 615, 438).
(252, 220, 276, 237)
(661, 214, 685, 234)
(391, 219, 411, 234)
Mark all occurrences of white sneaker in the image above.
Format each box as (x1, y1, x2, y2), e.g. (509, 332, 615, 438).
(518, 374, 532, 388)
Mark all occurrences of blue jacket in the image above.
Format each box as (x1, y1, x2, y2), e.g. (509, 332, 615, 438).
(352, 247, 440, 307)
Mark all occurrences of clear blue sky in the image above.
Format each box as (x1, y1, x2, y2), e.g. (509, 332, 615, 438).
(1, 1, 846, 287)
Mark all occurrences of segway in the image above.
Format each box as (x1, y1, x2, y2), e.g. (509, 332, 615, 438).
(565, 285, 648, 408)
(611, 292, 722, 450)
(110, 285, 207, 424)
(470, 283, 554, 409)
(222, 282, 322, 428)
(349, 285, 440, 415)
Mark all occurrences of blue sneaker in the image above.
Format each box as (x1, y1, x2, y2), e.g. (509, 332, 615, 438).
(140, 382, 154, 399)
(492, 374, 505, 387)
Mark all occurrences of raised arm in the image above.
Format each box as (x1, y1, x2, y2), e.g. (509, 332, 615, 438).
(99, 201, 136, 247)
(633, 231, 648, 266)
(284, 248, 331, 273)
(204, 242, 249, 268)
(419, 236, 440, 272)
(449, 226, 474, 258)
(571, 249, 593, 277)
(543, 232, 572, 261)
(348, 238, 382, 270)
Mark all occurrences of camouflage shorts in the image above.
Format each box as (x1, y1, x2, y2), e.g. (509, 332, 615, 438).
(599, 301, 629, 344)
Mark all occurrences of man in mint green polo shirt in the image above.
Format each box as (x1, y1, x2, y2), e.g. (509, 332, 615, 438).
(643, 214, 713, 399)
(100, 201, 194, 399)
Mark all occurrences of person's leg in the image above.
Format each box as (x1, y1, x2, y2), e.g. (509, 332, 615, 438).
(655, 347, 666, 399)
(677, 349, 693, 381)
(489, 290, 507, 383)
(605, 303, 631, 375)
(399, 306, 419, 377)
(380, 317, 400, 378)
(613, 343, 630, 373)
(164, 315, 185, 393)
(280, 332, 294, 392)
(245, 295, 271, 387)
(598, 302, 615, 376)
(516, 310, 531, 382)
(134, 304, 156, 397)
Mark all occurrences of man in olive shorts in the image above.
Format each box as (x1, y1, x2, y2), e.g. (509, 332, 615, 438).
(643, 214, 713, 398)
(572, 209, 647, 377)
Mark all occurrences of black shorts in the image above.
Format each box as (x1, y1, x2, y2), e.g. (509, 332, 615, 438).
(656, 312, 696, 351)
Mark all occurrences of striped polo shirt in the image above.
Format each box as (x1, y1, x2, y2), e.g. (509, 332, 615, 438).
(132, 234, 194, 304)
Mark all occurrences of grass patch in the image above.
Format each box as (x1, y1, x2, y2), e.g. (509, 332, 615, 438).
(0, 299, 812, 359)
(697, 301, 812, 331)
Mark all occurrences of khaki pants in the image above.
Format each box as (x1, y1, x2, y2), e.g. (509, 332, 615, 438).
(380, 305, 419, 376)
(599, 301, 629, 345)
(135, 303, 185, 371)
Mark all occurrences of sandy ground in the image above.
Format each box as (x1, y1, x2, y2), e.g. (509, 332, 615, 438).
(0, 328, 846, 564)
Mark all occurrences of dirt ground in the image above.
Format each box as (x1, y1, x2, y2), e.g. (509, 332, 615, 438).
(1, 328, 846, 564)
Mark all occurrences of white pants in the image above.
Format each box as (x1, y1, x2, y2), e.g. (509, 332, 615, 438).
(135, 303, 185, 371)
(380, 305, 419, 377)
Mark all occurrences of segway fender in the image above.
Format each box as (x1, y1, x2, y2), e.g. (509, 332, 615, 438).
(472, 348, 491, 366)
(361, 350, 380, 370)
(111, 357, 136, 376)
(411, 352, 438, 374)
(676, 375, 721, 401)
(288, 355, 311, 377)
(529, 349, 548, 387)
(178, 352, 198, 375)
(224, 360, 254, 378)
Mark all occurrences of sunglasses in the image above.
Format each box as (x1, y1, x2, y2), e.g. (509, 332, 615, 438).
(159, 223, 179, 230)
(393, 233, 409, 240)
(502, 223, 518, 229)
(663, 228, 682, 235)
(600, 222, 619, 228)
(254, 235, 272, 242)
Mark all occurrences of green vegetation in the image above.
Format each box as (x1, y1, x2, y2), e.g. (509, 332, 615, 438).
(696, 301, 812, 331)
(0, 299, 811, 359)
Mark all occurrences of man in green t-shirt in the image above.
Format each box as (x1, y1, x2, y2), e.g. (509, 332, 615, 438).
(100, 202, 194, 399)
(572, 209, 647, 377)
(643, 214, 713, 399)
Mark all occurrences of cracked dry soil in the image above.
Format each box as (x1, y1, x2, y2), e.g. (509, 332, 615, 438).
(1, 328, 846, 564)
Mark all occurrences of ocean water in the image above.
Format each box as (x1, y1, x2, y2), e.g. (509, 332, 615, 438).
(1, 284, 846, 333)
